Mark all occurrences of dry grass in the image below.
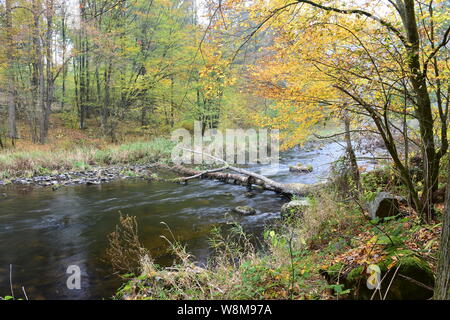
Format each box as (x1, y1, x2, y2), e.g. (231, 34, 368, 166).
(106, 214, 150, 277)
(0, 114, 175, 179)
(0, 137, 174, 179)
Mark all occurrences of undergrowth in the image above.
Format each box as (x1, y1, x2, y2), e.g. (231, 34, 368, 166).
(110, 166, 442, 300)
(112, 192, 367, 300)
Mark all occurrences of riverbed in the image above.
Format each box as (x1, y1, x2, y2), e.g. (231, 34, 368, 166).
(0, 142, 346, 300)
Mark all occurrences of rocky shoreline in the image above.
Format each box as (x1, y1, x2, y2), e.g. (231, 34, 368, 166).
(0, 139, 338, 190)
(0, 164, 157, 188)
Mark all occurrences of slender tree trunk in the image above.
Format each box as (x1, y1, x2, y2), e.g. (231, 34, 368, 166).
(102, 61, 112, 135)
(434, 157, 450, 299)
(343, 109, 361, 191)
(5, 0, 17, 142)
(39, 0, 54, 144)
(61, 2, 67, 111)
(170, 74, 175, 128)
(31, 0, 43, 144)
(403, 0, 438, 222)
(78, 0, 88, 130)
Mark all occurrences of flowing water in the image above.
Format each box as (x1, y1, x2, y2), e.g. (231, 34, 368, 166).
(0, 142, 349, 300)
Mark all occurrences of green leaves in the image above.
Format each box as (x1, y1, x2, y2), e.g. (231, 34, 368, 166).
(329, 284, 350, 295)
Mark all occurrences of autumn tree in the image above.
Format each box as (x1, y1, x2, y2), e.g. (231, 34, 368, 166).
(225, 0, 449, 223)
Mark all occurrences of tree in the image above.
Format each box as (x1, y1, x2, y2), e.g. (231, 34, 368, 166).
(434, 157, 450, 299)
(4, 0, 18, 142)
(229, 0, 450, 223)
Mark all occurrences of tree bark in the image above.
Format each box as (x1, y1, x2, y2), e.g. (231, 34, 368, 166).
(31, 0, 44, 143)
(160, 148, 328, 196)
(402, 0, 438, 222)
(434, 158, 450, 299)
(61, 1, 67, 111)
(158, 163, 326, 196)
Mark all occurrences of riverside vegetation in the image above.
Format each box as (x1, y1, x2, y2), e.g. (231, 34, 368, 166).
(110, 161, 445, 300)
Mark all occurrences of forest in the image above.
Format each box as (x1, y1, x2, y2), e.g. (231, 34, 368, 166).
(0, 0, 449, 301)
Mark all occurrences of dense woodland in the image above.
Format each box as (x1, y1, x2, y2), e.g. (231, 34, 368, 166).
(0, 0, 261, 146)
(0, 0, 449, 300)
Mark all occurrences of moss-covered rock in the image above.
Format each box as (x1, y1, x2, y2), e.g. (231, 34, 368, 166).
(280, 200, 310, 218)
(322, 253, 434, 300)
(289, 164, 313, 173)
(232, 206, 256, 216)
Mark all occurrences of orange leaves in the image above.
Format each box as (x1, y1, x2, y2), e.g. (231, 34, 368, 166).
(248, 35, 340, 149)
(334, 234, 386, 268)
(198, 45, 235, 102)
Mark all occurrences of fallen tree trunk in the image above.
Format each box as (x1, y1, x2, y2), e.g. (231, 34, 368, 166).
(154, 148, 329, 196)
(155, 163, 328, 197)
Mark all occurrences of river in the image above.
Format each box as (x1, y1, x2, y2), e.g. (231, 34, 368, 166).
(0, 142, 346, 300)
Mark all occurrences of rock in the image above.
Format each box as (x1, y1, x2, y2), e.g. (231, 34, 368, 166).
(368, 192, 404, 220)
(244, 192, 255, 198)
(281, 199, 310, 218)
(321, 253, 434, 300)
(232, 206, 256, 216)
(86, 180, 101, 186)
(289, 164, 313, 173)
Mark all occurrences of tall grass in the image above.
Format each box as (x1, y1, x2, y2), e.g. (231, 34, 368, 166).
(0, 137, 175, 179)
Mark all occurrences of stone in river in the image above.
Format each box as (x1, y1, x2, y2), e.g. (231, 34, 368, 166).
(232, 206, 257, 216)
(289, 164, 313, 173)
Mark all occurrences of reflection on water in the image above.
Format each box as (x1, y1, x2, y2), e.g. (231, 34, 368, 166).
(0, 142, 345, 299)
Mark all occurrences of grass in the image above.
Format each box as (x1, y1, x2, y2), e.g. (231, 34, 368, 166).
(0, 113, 178, 179)
(0, 137, 175, 180)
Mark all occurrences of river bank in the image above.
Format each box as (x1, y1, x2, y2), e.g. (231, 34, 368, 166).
(0, 135, 336, 189)
(0, 138, 175, 182)
(0, 135, 226, 188)
(114, 171, 442, 301)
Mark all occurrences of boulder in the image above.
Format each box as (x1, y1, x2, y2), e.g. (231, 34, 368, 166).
(321, 254, 434, 300)
(232, 206, 256, 216)
(289, 164, 313, 173)
(368, 192, 404, 220)
(281, 199, 310, 218)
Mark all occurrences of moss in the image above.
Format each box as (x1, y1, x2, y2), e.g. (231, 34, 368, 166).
(324, 251, 434, 300)
(346, 265, 364, 283)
